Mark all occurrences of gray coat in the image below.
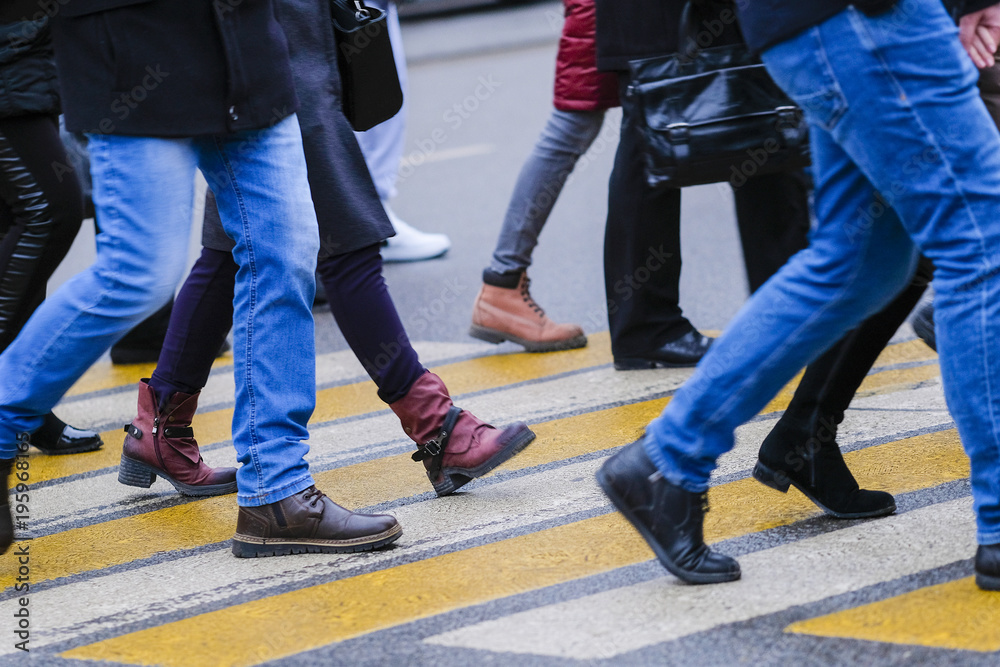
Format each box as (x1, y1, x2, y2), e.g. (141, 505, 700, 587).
(204, 0, 393, 259)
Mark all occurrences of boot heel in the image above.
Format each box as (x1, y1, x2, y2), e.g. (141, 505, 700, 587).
(752, 461, 790, 493)
(469, 325, 507, 345)
(118, 455, 156, 488)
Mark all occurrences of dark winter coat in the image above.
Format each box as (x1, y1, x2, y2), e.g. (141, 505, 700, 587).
(594, 0, 687, 72)
(554, 0, 619, 111)
(51, 0, 299, 137)
(0, 17, 60, 118)
(202, 0, 392, 258)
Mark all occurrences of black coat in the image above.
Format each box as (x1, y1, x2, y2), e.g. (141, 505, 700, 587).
(51, 0, 299, 137)
(0, 17, 60, 118)
(594, 0, 686, 72)
(202, 0, 392, 259)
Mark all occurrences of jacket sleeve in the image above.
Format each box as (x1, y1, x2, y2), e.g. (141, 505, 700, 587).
(947, 0, 999, 16)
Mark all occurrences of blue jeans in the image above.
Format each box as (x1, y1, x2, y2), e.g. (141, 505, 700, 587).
(643, 0, 1000, 544)
(0, 115, 321, 507)
(355, 0, 407, 202)
(488, 109, 607, 276)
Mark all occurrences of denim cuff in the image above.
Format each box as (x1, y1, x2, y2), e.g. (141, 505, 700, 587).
(237, 473, 315, 507)
(642, 433, 709, 494)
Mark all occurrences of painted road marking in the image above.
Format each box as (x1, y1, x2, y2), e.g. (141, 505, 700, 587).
(2, 363, 951, 590)
(786, 576, 1000, 652)
(423, 499, 977, 660)
(60, 428, 969, 666)
(26, 333, 617, 485)
(24, 337, 937, 488)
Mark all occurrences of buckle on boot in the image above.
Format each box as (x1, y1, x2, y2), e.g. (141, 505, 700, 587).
(411, 406, 462, 463)
(124, 424, 142, 440)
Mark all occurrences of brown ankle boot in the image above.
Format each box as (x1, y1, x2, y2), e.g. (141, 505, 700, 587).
(232, 485, 401, 557)
(119, 380, 237, 497)
(470, 272, 587, 352)
(390, 371, 536, 496)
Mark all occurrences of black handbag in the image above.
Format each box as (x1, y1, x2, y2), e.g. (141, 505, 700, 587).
(330, 0, 404, 132)
(624, 2, 810, 189)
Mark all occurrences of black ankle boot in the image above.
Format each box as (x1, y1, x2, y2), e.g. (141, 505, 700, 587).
(597, 441, 740, 584)
(754, 413, 895, 519)
(975, 544, 1000, 591)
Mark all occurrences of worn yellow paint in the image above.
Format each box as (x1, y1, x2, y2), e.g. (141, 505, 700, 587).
(26, 334, 616, 485)
(786, 577, 1000, 652)
(62, 428, 968, 666)
(8, 353, 947, 590)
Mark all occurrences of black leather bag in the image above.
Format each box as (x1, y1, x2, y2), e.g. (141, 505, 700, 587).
(330, 0, 404, 132)
(624, 2, 810, 189)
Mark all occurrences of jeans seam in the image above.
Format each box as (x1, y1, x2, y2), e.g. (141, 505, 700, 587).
(811, 28, 849, 131)
(211, 135, 264, 487)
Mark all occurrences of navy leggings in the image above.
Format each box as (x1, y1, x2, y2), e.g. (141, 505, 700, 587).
(150, 243, 425, 405)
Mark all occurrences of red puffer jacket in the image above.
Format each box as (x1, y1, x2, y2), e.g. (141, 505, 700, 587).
(553, 0, 620, 111)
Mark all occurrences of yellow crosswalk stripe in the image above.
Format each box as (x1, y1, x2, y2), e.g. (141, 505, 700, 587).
(3, 360, 944, 591)
(28, 333, 616, 485)
(786, 576, 1000, 652)
(62, 428, 968, 666)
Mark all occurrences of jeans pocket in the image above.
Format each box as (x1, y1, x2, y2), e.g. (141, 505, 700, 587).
(762, 27, 848, 132)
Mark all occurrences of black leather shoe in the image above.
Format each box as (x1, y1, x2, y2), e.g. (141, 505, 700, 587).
(614, 330, 713, 370)
(232, 486, 401, 557)
(596, 440, 741, 584)
(753, 414, 895, 519)
(28, 413, 103, 455)
(975, 544, 1000, 591)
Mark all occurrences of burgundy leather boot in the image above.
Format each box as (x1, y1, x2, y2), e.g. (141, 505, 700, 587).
(119, 380, 237, 496)
(389, 371, 536, 496)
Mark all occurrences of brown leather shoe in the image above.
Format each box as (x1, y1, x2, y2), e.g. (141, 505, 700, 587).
(470, 272, 586, 352)
(231, 486, 401, 557)
(390, 371, 536, 496)
(119, 380, 237, 497)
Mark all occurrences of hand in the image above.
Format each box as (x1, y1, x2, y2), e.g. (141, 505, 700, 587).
(960, 4, 1000, 68)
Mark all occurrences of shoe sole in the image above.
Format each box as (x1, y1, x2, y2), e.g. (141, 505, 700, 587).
(613, 357, 700, 371)
(432, 422, 536, 497)
(596, 464, 740, 585)
(231, 523, 402, 558)
(118, 454, 238, 497)
(469, 324, 588, 353)
(976, 570, 1000, 591)
(32, 438, 103, 455)
(752, 460, 897, 520)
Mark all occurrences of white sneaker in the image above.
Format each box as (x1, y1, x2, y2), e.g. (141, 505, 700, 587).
(381, 203, 451, 263)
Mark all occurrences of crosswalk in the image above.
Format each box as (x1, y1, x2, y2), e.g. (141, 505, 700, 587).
(2, 330, 997, 665)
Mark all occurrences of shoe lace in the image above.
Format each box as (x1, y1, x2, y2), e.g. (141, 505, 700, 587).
(519, 276, 545, 317)
(302, 486, 326, 508)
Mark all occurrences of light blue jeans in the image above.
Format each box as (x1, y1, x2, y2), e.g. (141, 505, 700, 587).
(355, 0, 407, 202)
(488, 109, 607, 276)
(643, 0, 1000, 544)
(0, 115, 320, 507)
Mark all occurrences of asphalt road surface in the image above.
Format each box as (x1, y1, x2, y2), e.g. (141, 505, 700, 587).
(16, 3, 995, 667)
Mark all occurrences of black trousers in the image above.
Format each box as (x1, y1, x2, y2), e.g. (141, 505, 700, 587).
(604, 74, 811, 357)
(0, 113, 83, 352)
